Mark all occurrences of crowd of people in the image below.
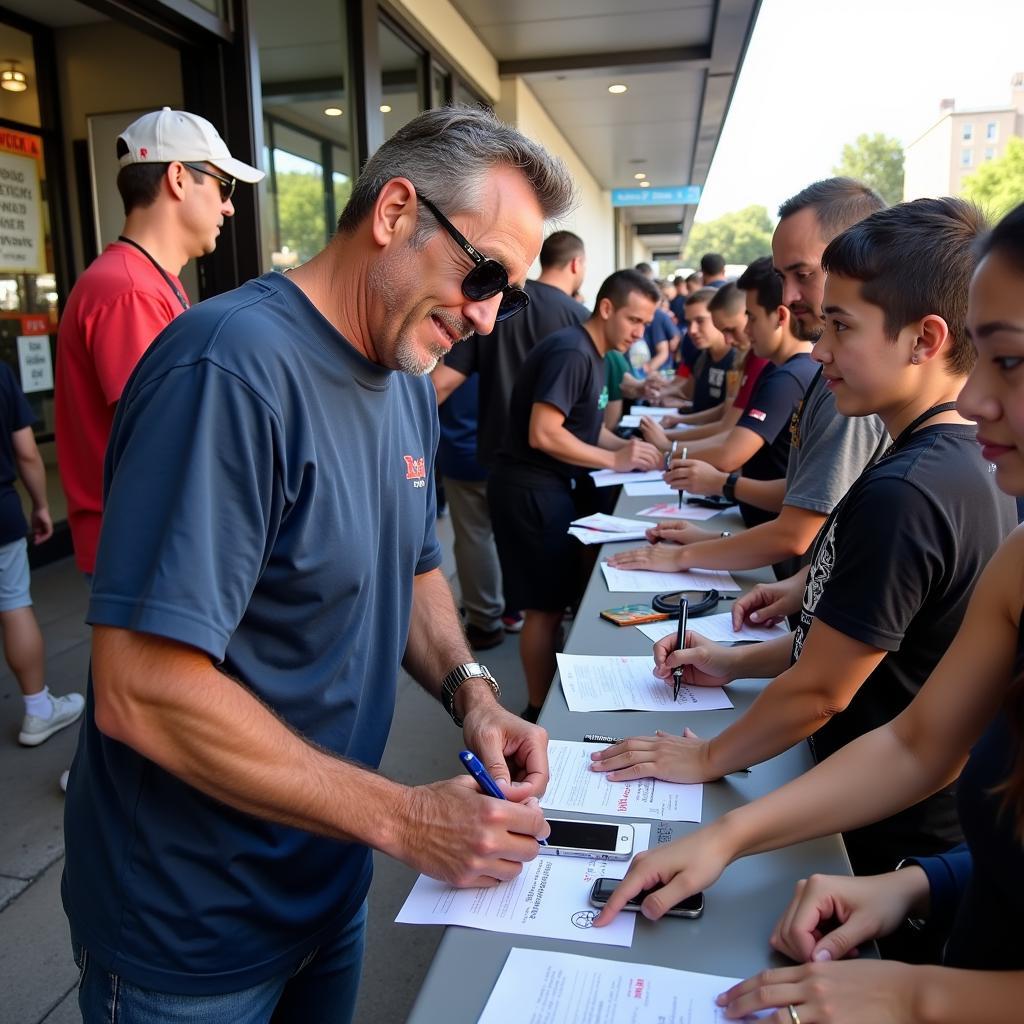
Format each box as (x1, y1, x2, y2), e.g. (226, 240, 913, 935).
(7, 101, 1023, 1021)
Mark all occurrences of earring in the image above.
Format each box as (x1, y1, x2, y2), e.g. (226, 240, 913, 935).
(911, 355, 919, 364)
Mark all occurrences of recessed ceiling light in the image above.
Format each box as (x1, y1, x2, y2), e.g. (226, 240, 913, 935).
(634, 172, 647, 180)
(640, 181, 651, 188)
(380, 104, 392, 113)
(323, 106, 343, 117)
(608, 83, 627, 94)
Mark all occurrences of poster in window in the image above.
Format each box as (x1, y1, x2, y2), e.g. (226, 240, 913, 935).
(0, 129, 44, 275)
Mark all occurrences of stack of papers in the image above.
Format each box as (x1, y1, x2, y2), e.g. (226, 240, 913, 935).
(590, 469, 665, 488)
(636, 611, 790, 645)
(568, 513, 651, 545)
(636, 501, 722, 521)
(623, 479, 676, 497)
(600, 563, 739, 593)
(478, 948, 761, 1024)
(556, 653, 732, 713)
(633, 406, 682, 418)
(396, 824, 651, 948)
(541, 740, 702, 822)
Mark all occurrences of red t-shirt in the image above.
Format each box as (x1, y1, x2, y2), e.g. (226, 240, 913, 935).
(55, 242, 188, 573)
(733, 354, 770, 410)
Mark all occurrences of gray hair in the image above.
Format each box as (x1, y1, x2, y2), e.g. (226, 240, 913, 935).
(336, 105, 576, 240)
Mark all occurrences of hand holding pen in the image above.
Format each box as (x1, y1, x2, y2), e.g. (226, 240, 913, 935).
(460, 750, 548, 846)
(673, 596, 689, 701)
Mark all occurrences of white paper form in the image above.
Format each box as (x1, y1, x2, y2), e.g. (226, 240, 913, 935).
(624, 480, 676, 496)
(590, 469, 666, 487)
(636, 612, 790, 645)
(573, 513, 652, 533)
(601, 562, 740, 593)
(541, 740, 702, 822)
(569, 514, 652, 545)
(478, 948, 769, 1024)
(556, 653, 732, 713)
(632, 405, 682, 418)
(618, 414, 642, 427)
(570, 527, 650, 545)
(395, 825, 652, 948)
(636, 501, 722, 522)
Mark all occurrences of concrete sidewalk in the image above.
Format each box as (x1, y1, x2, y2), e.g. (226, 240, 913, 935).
(0, 516, 532, 1023)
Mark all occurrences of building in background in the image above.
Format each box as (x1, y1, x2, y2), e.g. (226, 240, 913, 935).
(904, 72, 1024, 200)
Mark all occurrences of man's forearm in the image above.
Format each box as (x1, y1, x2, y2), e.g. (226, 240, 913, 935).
(533, 424, 615, 470)
(17, 453, 47, 508)
(705, 661, 840, 777)
(734, 476, 786, 512)
(667, 421, 727, 443)
(403, 567, 475, 697)
(92, 627, 412, 855)
(678, 506, 824, 571)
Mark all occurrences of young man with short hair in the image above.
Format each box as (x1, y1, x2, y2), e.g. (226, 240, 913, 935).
(594, 199, 1017, 886)
(700, 252, 727, 287)
(488, 270, 663, 721)
(615, 179, 889, 576)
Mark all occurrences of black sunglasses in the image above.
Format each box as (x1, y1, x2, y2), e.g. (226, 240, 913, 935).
(184, 163, 236, 202)
(416, 192, 530, 322)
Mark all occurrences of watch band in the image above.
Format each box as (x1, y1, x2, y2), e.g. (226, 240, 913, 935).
(722, 470, 740, 503)
(441, 662, 500, 727)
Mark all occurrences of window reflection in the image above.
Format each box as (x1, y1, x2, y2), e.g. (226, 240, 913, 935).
(252, 0, 355, 269)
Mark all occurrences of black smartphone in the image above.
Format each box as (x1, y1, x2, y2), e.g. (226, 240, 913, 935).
(589, 877, 704, 918)
(685, 494, 736, 510)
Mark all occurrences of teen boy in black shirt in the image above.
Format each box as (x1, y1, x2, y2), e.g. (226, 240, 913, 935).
(489, 270, 663, 720)
(591, 199, 1017, 880)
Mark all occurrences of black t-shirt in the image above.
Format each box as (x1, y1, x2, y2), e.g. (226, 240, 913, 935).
(444, 279, 588, 466)
(794, 425, 1017, 869)
(691, 347, 735, 412)
(735, 353, 817, 527)
(0, 363, 33, 545)
(493, 324, 606, 485)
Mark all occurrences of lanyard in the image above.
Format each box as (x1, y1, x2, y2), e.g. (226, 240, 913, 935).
(117, 236, 190, 313)
(884, 401, 961, 457)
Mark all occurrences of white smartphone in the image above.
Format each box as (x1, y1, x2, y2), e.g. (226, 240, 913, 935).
(544, 818, 634, 860)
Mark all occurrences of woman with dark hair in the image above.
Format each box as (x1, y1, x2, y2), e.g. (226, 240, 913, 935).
(594, 203, 1024, 1022)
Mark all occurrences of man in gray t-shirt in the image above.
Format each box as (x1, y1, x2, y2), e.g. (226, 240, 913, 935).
(603, 177, 888, 578)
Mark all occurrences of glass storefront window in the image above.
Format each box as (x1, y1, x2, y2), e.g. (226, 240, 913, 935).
(379, 19, 425, 140)
(252, 0, 356, 270)
(431, 64, 451, 108)
(0, 24, 40, 128)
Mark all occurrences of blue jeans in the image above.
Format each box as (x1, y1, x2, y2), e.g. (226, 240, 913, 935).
(74, 902, 367, 1023)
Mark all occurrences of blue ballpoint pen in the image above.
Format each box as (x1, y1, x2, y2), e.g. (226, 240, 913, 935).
(459, 750, 548, 846)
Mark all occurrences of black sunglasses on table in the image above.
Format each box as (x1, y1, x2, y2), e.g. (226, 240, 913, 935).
(416, 192, 530, 323)
(183, 162, 236, 202)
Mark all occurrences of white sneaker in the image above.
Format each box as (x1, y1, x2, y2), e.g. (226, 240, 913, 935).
(18, 692, 85, 747)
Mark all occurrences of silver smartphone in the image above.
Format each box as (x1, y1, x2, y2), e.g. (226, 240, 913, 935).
(544, 818, 634, 860)
(589, 877, 704, 918)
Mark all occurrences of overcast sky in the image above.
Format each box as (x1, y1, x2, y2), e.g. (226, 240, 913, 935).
(695, 0, 1024, 222)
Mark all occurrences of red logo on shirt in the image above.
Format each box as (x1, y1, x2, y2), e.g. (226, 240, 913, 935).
(140, 147, 148, 157)
(748, 409, 767, 421)
(404, 455, 426, 486)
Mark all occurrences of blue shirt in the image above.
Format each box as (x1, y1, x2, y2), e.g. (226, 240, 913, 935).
(437, 374, 487, 481)
(643, 307, 677, 351)
(62, 272, 441, 994)
(691, 347, 735, 412)
(0, 362, 33, 545)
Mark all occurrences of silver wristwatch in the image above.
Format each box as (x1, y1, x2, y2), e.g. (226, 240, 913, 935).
(441, 662, 500, 727)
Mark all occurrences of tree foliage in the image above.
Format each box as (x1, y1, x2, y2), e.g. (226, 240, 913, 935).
(682, 204, 774, 267)
(274, 170, 328, 263)
(962, 137, 1024, 221)
(832, 133, 905, 205)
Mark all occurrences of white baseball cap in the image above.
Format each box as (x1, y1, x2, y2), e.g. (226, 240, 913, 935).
(117, 107, 264, 183)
